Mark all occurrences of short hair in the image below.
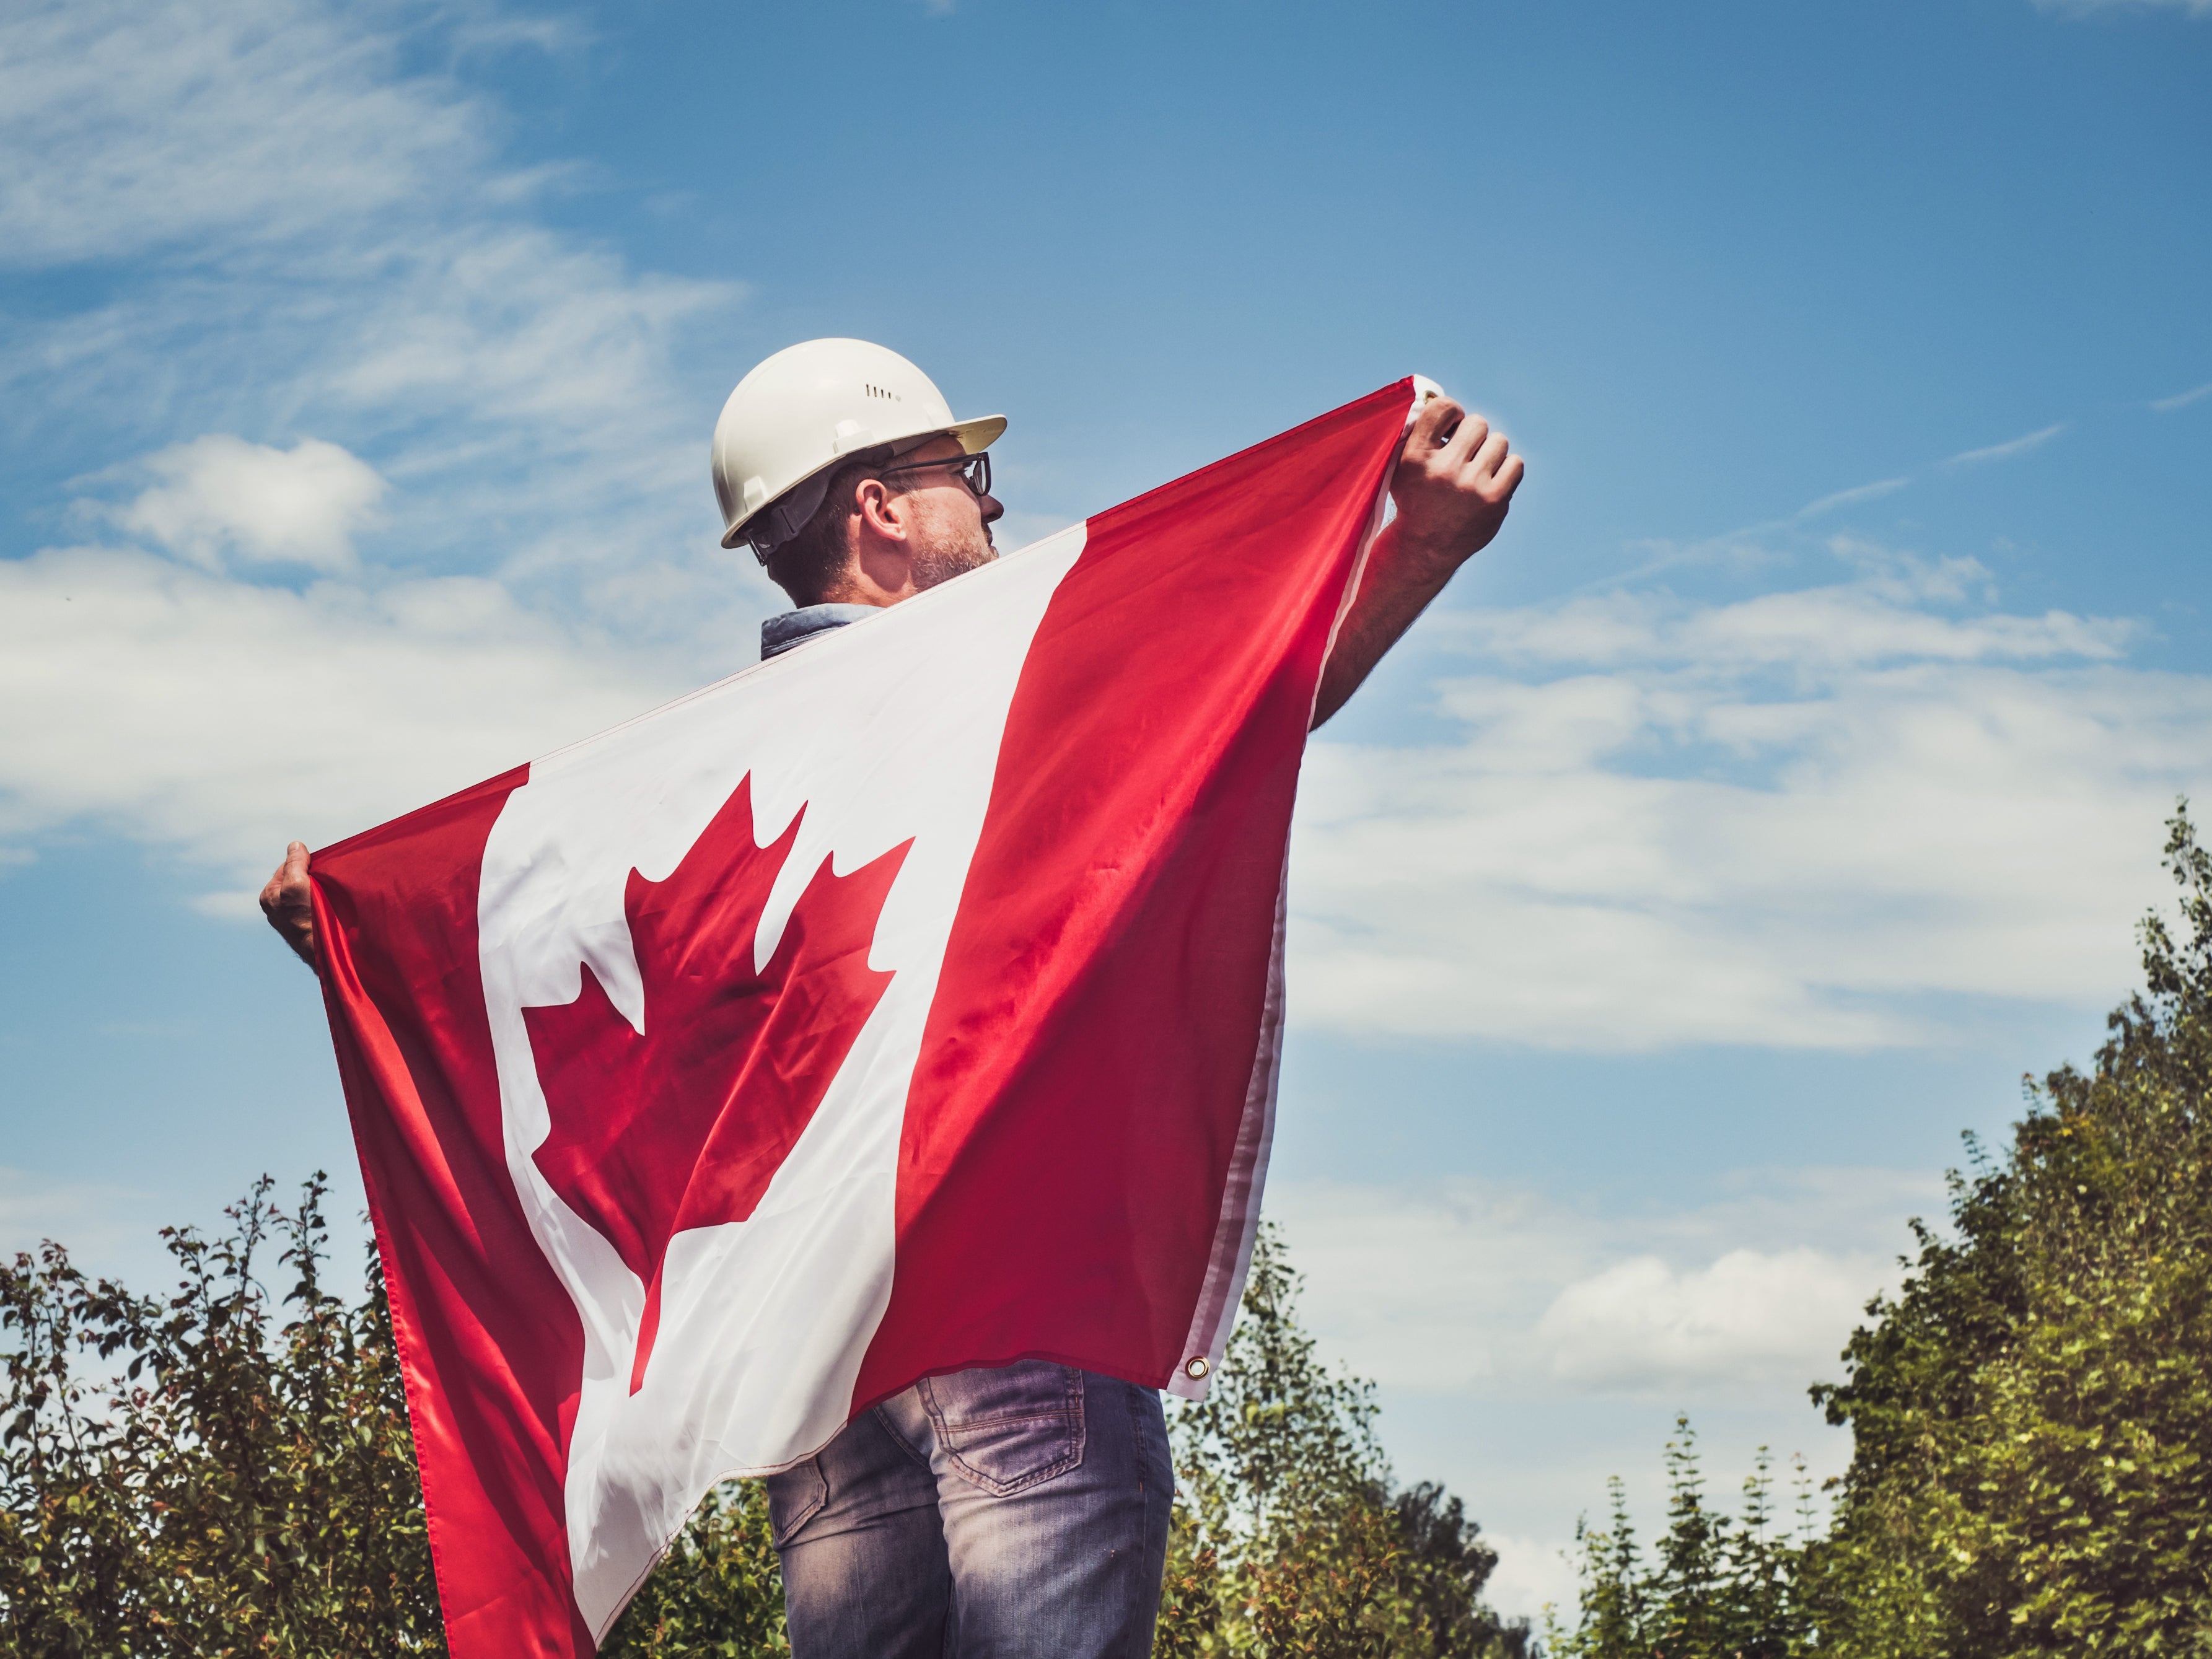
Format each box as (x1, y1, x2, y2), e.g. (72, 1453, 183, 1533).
(764, 449, 911, 605)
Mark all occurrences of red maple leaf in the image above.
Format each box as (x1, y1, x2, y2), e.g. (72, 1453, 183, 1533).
(525, 774, 909, 1393)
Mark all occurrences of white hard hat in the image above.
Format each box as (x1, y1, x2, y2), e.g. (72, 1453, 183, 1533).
(710, 338, 1006, 559)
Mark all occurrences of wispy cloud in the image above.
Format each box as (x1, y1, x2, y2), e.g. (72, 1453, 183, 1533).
(0, 1, 486, 268)
(107, 436, 386, 574)
(1268, 1164, 1931, 1398)
(2032, 0, 2212, 15)
(1293, 546, 2203, 1050)
(0, 0, 785, 886)
(1794, 476, 1910, 520)
(1536, 1249, 1889, 1390)
(0, 1165, 152, 1267)
(1253, 1164, 1939, 1618)
(0, 0, 766, 638)
(2151, 380, 2212, 413)
(1592, 409, 2073, 589)
(0, 543, 687, 891)
(1939, 421, 2068, 469)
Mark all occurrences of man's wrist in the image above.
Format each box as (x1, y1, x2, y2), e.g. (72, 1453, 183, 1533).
(1392, 519, 1475, 575)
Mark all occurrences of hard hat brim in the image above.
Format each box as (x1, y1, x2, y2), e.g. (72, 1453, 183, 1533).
(719, 413, 1007, 549)
(944, 414, 1007, 455)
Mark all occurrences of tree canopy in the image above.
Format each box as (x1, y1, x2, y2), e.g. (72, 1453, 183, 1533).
(1553, 804, 2212, 1657)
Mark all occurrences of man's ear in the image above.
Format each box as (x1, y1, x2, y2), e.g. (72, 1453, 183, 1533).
(855, 478, 910, 543)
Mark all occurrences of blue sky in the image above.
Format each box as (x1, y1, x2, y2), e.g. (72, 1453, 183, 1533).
(3, 0, 2209, 1619)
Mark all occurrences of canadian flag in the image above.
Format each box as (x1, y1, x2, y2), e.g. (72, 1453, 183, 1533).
(311, 380, 1413, 1654)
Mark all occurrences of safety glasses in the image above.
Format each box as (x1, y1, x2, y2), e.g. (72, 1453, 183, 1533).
(880, 450, 992, 500)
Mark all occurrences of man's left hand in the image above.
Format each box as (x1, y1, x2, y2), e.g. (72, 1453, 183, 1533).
(1389, 394, 1525, 571)
(1308, 391, 1527, 729)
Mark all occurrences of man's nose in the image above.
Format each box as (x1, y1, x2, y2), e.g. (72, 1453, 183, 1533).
(979, 491, 1004, 525)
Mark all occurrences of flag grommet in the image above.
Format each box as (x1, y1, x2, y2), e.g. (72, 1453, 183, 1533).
(1183, 1356, 1210, 1380)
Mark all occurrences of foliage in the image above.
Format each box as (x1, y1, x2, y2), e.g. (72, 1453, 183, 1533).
(0, 1176, 784, 1657)
(1545, 1425, 1818, 1659)
(600, 1484, 786, 1658)
(1156, 1225, 1534, 1658)
(5, 1191, 1516, 1655)
(1806, 801, 2212, 1657)
(1552, 802, 2212, 1657)
(1, 1178, 442, 1655)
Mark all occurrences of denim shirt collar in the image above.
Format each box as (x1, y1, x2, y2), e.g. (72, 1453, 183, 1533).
(760, 603, 880, 661)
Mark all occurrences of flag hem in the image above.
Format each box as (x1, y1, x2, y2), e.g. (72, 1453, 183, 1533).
(1164, 401, 1405, 1401)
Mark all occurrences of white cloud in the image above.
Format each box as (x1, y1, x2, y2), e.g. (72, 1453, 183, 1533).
(0, 0, 763, 648)
(1484, 1534, 1580, 1622)
(1535, 1249, 1888, 1391)
(0, 545, 690, 891)
(1261, 1170, 1915, 1622)
(2034, 0, 2211, 14)
(1939, 422, 2068, 469)
(0, 0, 488, 268)
(1462, 549, 2125, 670)
(1794, 476, 1909, 520)
(331, 225, 734, 448)
(110, 435, 385, 573)
(0, 1165, 147, 1266)
(0, 0, 785, 885)
(1266, 1167, 1929, 1399)
(2151, 380, 2212, 412)
(1292, 553, 2211, 1049)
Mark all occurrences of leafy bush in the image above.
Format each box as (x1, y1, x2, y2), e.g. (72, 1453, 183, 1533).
(599, 1484, 786, 1658)
(3, 1193, 1513, 1654)
(0, 1179, 784, 1658)
(0, 1178, 442, 1656)
(1551, 804, 2212, 1658)
(1809, 804, 2212, 1657)
(1157, 1225, 1534, 1658)
(1545, 1425, 1817, 1659)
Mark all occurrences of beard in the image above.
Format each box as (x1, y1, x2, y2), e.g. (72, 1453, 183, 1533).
(906, 516, 998, 592)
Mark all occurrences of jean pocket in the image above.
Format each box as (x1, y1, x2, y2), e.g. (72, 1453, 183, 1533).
(918, 1361, 1086, 1497)
(765, 1456, 828, 1547)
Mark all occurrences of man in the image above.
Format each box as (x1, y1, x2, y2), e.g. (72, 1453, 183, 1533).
(260, 339, 1522, 1657)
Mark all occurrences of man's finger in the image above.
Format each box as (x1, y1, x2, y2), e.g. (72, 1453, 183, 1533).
(1442, 413, 1489, 468)
(1405, 393, 1465, 456)
(1467, 430, 1511, 481)
(262, 842, 311, 915)
(1491, 453, 1527, 499)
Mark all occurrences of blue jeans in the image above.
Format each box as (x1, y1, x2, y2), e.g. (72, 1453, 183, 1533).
(766, 1361, 1173, 1658)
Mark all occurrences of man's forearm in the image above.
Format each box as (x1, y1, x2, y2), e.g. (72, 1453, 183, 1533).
(1309, 393, 1523, 728)
(1310, 520, 1461, 729)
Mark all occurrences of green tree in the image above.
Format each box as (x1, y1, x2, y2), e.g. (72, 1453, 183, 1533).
(1547, 1424, 1815, 1659)
(1, 1177, 445, 1655)
(0, 1178, 785, 1657)
(1156, 1224, 1534, 1658)
(1554, 803, 2212, 1657)
(600, 1484, 787, 1658)
(1809, 803, 2212, 1656)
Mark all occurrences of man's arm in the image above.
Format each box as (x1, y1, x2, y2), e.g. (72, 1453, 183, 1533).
(1311, 395, 1524, 729)
(260, 841, 318, 968)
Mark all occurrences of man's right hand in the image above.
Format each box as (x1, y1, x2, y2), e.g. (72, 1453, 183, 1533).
(260, 841, 318, 970)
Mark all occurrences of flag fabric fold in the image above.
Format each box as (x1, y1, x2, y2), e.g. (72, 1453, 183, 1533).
(311, 379, 1413, 1655)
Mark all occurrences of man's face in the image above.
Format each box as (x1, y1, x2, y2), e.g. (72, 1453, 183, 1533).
(889, 435, 1004, 590)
